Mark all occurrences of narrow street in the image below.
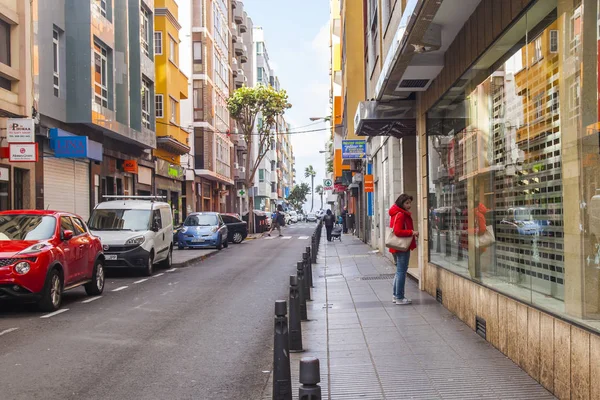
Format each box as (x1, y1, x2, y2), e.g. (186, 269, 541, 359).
(0, 223, 317, 400)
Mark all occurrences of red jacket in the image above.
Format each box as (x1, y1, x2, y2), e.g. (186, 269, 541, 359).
(389, 204, 416, 253)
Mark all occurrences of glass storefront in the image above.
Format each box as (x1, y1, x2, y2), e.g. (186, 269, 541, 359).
(427, 0, 600, 333)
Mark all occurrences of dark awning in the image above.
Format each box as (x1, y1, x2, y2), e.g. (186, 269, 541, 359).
(354, 100, 417, 138)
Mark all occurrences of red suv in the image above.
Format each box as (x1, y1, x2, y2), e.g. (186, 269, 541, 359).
(0, 210, 105, 311)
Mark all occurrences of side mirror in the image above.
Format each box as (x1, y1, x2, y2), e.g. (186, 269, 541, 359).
(63, 230, 74, 240)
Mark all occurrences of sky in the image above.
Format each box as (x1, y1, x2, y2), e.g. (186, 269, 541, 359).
(243, 0, 331, 213)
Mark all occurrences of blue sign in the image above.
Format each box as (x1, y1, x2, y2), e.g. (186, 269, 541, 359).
(342, 140, 366, 159)
(54, 136, 88, 158)
(367, 163, 373, 217)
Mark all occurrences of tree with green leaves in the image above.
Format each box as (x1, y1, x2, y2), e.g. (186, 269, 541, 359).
(227, 85, 291, 232)
(304, 165, 317, 212)
(286, 183, 310, 212)
(315, 184, 324, 209)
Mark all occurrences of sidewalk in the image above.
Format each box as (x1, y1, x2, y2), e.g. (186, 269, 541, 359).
(264, 234, 556, 399)
(172, 248, 218, 268)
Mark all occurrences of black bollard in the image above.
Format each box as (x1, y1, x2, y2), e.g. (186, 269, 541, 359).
(288, 276, 303, 352)
(304, 247, 314, 288)
(311, 235, 317, 263)
(273, 300, 292, 400)
(298, 357, 321, 400)
(297, 261, 308, 321)
(302, 255, 312, 302)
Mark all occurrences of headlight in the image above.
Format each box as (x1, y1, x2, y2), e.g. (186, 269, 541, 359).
(211, 226, 218, 233)
(14, 262, 30, 275)
(181, 227, 188, 233)
(17, 242, 49, 255)
(126, 236, 145, 245)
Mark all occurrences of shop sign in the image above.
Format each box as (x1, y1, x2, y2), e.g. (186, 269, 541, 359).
(54, 136, 88, 158)
(123, 160, 138, 174)
(7, 118, 34, 143)
(323, 178, 334, 191)
(0, 167, 9, 182)
(342, 140, 366, 159)
(334, 184, 347, 192)
(364, 174, 374, 193)
(9, 143, 38, 162)
(168, 165, 184, 179)
(138, 166, 152, 185)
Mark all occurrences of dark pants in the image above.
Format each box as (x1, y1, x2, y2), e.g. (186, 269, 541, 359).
(325, 225, 333, 241)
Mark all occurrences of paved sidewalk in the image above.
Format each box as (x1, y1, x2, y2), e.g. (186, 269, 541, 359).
(172, 248, 218, 267)
(263, 233, 556, 399)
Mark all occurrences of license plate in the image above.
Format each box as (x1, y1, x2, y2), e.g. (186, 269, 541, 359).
(105, 254, 117, 260)
(191, 239, 205, 243)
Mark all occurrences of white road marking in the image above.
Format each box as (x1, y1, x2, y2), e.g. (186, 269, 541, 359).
(264, 237, 275, 240)
(112, 286, 128, 292)
(134, 278, 149, 284)
(154, 273, 164, 278)
(40, 309, 69, 319)
(281, 236, 292, 240)
(0, 327, 19, 336)
(299, 236, 310, 240)
(82, 296, 102, 304)
(166, 268, 177, 273)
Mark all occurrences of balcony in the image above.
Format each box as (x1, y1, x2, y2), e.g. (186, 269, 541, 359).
(240, 45, 248, 63)
(234, 69, 246, 87)
(234, 41, 244, 56)
(157, 127, 191, 155)
(234, 164, 247, 181)
(233, 1, 244, 24)
(232, 134, 247, 152)
(238, 16, 247, 33)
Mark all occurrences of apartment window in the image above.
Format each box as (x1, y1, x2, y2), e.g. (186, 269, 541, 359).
(257, 67, 265, 83)
(53, 28, 60, 97)
(0, 19, 10, 67)
(95, 0, 107, 17)
(271, 182, 276, 193)
(169, 97, 176, 123)
(259, 169, 265, 182)
(141, 78, 151, 129)
(155, 94, 163, 118)
(533, 36, 542, 62)
(534, 93, 544, 120)
(169, 36, 176, 63)
(154, 32, 162, 55)
(93, 41, 108, 108)
(271, 160, 276, 171)
(549, 30, 558, 53)
(193, 41, 202, 63)
(141, 7, 150, 56)
(256, 42, 264, 55)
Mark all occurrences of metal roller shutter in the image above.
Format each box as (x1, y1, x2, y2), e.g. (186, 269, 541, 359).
(43, 158, 90, 220)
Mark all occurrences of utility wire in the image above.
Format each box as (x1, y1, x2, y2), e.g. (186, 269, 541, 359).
(156, 120, 343, 136)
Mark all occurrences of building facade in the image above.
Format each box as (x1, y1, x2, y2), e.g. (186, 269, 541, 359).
(341, 0, 600, 398)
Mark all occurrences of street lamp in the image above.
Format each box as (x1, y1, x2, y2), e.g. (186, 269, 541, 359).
(309, 116, 331, 122)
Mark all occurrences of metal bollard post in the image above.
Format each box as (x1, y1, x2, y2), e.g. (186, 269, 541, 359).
(298, 357, 321, 400)
(311, 236, 317, 264)
(304, 247, 314, 288)
(297, 261, 308, 321)
(273, 300, 292, 400)
(288, 276, 303, 352)
(302, 254, 312, 302)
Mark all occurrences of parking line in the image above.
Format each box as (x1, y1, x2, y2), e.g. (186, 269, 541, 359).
(153, 273, 165, 277)
(281, 236, 292, 240)
(112, 286, 128, 292)
(40, 309, 69, 319)
(0, 327, 19, 336)
(134, 278, 149, 284)
(82, 296, 102, 304)
(166, 268, 177, 273)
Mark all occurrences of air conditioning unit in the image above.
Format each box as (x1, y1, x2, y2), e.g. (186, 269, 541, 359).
(234, 162, 239, 169)
(240, 167, 246, 173)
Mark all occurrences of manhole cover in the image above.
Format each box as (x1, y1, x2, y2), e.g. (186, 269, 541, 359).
(359, 274, 395, 281)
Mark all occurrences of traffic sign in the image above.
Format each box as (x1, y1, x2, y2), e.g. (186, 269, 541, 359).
(323, 178, 334, 191)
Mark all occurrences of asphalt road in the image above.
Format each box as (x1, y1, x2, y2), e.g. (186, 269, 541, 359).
(0, 222, 319, 400)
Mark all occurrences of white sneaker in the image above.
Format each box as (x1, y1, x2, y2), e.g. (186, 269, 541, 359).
(392, 297, 398, 303)
(395, 298, 412, 305)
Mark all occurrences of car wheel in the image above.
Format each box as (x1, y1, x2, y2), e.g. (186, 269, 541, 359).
(143, 253, 154, 276)
(38, 269, 63, 312)
(178, 245, 184, 250)
(84, 260, 105, 296)
(159, 246, 173, 269)
(232, 232, 244, 244)
(216, 236, 223, 250)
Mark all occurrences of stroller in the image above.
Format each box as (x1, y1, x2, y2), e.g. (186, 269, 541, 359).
(331, 223, 343, 241)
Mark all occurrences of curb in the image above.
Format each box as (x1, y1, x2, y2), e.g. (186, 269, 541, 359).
(172, 250, 219, 268)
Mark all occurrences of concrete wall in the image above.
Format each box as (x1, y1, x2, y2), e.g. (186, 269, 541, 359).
(65, 0, 92, 122)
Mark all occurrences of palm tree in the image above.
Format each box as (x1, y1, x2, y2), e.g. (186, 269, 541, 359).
(315, 185, 324, 209)
(304, 165, 317, 212)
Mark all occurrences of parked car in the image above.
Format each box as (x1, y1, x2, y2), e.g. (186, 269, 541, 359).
(221, 213, 248, 244)
(306, 213, 318, 222)
(315, 209, 325, 220)
(0, 210, 105, 311)
(289, 211, 299, 223)
(175, 212, 229, 250)
(298, 212, 306, 222)
(88, 199, 173, 276)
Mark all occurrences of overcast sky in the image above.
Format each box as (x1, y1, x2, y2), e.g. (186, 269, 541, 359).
(244, 0, 331, 212)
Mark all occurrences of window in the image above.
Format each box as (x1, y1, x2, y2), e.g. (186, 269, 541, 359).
(259, 169, 265, 182)
(141, 78, 151, 129)
(53, 28, 60, 97)
(94, 41, 108, 108)
(534, 93, 544, 120)
(13, 169, 24, 210)
(155, 94, 163, 118)
(152, 210, 162, 230)
(140, 7, 150, 56)
(72, 217, 86, 236)
(170, 97, 176, 123)
(271, 182, 276, 193)
(533, 36, 542, 62)
(271, 160, 276, 171)
(169, 36, 176, 63)
(154, 31, 162, 55)
(60, 217, 74, 236)
(94, 0, 107, 17)
(256, 42, 264, 55)
(193, 41, 202, 63)
(549, 30, 558, 53)
(257, 67, 265, 83)
(0, 20, 10, 86)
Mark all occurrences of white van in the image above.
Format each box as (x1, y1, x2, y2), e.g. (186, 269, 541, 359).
(88, 197, 173, 276)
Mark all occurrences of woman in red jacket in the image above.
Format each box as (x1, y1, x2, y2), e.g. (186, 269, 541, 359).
(389, 194, 418, 305)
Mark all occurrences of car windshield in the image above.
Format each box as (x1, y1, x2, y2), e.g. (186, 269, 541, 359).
(0, 215, 57, 241)
(184, 214, 218, 227)
(88, 209, 151, 231)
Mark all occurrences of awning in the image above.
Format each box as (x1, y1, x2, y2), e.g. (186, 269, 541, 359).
(354, 100, 416, 138)
(157, 136, 191, 155)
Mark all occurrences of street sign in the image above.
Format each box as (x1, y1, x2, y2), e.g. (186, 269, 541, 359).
(323, 178, 334, 191)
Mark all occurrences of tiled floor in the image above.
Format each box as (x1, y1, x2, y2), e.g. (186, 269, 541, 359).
(262, 234, 557, 399)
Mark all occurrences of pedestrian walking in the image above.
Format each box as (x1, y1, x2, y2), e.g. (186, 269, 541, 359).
(388, 194, 418, 305)
(341, 207, 348, 233)
(323, 209, 335, 241)
(267, 205, 285, 237)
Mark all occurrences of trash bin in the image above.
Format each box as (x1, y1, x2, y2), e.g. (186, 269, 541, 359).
(243, 210, 269, 233)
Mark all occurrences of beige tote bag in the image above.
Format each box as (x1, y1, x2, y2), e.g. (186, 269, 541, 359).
(385, 213, 413, 251)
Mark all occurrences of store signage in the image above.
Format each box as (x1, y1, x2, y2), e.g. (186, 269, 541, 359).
(9, 143, 38, 162)
(334, 183, 347, 192)
(0, 167, 9, 182)
(364, 174, 374, 193)
(168, 165, 184, 178)
(323, 178, 334, 191)
(54, 136, 88, 158)
(342, 140, 366, 159)
(123, 160, 138, 174)
(7, 118, 34, 143)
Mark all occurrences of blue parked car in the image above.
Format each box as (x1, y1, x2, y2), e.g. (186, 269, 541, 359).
(175, 212, 229, 250)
